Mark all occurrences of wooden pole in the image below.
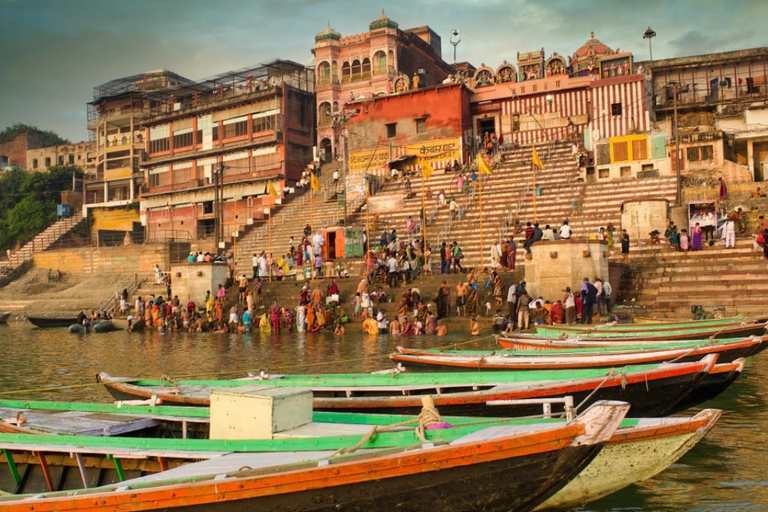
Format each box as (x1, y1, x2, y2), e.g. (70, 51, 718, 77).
(268, 207, 272, 283)
(479, 173, 483, 269)
(421, 173, 427, 266)
(532, 155, 537, 224)
(365, 181, 371, 258)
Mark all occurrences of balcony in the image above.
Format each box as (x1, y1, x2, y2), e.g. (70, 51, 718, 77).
(105, 167, 133, 181)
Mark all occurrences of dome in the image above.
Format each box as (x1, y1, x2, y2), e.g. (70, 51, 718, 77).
(572, 31, 613, 59)
(315, 21, 341, 42)
(369, 9, 398, 31)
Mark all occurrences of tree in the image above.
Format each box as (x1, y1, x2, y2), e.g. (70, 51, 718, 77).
(0, 123, 70, 147)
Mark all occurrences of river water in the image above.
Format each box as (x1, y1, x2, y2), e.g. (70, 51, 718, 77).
(1, 320, 767, 511)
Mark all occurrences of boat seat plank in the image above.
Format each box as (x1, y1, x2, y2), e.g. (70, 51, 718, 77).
(118, 450, 340, 485)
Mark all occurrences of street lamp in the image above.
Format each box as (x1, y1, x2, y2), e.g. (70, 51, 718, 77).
(667, 81, 681, 206)
(450, 29, 461, 63)
(643, 27, 657, 63)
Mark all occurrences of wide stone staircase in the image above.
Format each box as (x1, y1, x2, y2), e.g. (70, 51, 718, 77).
(618, 237, 768, 318)
(234, 163, 365, 271)
(364, 140, 679, 270)
(5, 211, 86, 270)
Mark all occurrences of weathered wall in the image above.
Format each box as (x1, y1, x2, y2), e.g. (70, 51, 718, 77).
(170, 262, 228, 303)
(32, 244, 172, 274)
(525, 240, 609, 301)
(621, 199, 670, 243)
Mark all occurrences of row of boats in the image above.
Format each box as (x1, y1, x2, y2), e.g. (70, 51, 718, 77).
(0, 315, 765, 511)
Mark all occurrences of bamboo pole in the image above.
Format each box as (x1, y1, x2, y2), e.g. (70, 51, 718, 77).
(479, 174, 483, 269)
(421, 173, 427, 266)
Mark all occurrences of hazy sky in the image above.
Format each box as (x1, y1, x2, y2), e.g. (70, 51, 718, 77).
(1, 0, 765, 143)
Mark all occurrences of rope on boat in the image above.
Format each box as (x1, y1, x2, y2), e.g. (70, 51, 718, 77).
(331, 396, 447, 458)
(574, 369, 616, 413)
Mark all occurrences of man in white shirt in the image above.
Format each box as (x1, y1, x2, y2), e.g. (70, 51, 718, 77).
(386, 255, 399, 288)
(252, 253, 259, 279)
(506, 284, 518, 319)
(559, 220, 573, 240)
(602, 279, 613, 315)
(377, 309, 389, 334)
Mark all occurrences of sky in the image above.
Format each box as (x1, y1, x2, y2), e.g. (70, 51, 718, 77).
(1, 0, 766, 143)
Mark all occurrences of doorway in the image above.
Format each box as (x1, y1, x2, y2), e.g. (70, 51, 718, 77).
(327, 230, 337, 260)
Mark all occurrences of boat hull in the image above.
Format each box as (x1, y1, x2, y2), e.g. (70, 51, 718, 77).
(535, 409, 722, 511)
(27, 316, 77, 328)
(0, 401, 631, 512)
(98, 359, 720, 418)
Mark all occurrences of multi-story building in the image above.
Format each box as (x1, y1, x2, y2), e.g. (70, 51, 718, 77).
(312, 11, 454, 162)
(140, 60, 315, 247)
(643, 46, 768, 182)
(27, 141, 96, 174)
(0, 131, 43, 170)
(85, 70, 194, 245)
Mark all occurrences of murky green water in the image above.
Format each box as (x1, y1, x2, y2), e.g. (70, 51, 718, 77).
(1, 321, 766, 510)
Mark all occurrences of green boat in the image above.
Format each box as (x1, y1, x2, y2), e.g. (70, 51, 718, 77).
(0, 398, 720, 512)
(0, 396, 629, 511)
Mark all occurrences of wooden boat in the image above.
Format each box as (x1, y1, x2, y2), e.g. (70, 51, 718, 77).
(98, 356, 734, 417)
(0, 401, 629, 511)
(391, 336, 768, 370)
(92, 320, 114, 333)
(522, 321, 768, 342)
(26, 316, 77, 328)
(535, 408, 722, 511)
(111, 317, 145, 332)
(543, 315, 768, 332)
(498, 334, 764, 351)
(534, 318, 768, 338)
(0, 311, 10, 324)
(0, 399, 721, 511)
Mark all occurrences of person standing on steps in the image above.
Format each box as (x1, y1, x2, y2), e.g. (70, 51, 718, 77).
(621, 229, 630, 260)
(580, 277, 598, 324)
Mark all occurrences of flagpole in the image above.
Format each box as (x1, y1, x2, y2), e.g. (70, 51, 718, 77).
(479, 169, 484, 269)
(532, 151, 537, 224)
(421, 172, 427, 266)
(268, 206, 272, 283)
(365, 181, 370, 259)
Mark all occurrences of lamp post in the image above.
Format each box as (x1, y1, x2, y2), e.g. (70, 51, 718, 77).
(450, 29, 461, 63)
(213, 163, 224, 249)
(668, 81, 681, 206)
(643, 27, 657, 63)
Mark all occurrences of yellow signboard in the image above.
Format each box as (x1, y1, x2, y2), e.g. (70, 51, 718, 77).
(350, 149, 389, 173)
(404, 137, 461, 163)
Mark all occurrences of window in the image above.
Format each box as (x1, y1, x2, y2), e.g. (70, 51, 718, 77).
(373, 51, 387, 75)
(620, 166, 631, 178)
(222, 119, 248, 139)
(598, 168, 610, 178)
(44, 157, 51, 167)
(68, 154, 74, 165)
(701, 145, 713, 160)
(386, 123, 397, 139)
(148, 167, 169, 187)
(253, 114, 280, 133)
(512, 113, 520, 131)
(611, 103, 623, 116)
(173, 164, 192, 184)
(341, 62, 351, 82)
(32, 158, 38, 169)
(149, 137, 170, 153)
(361, 58, 371, 79)
(317, 61, 331, 85)
(687, 147, 700, 162)
(631, 139, 647, 160)
(203, 201, 213, 214)
(416, 118, 426, 133)
(351, 59, 362, 80)
(58, 156, 64, 165)
(612, 141, 628, 161)
(173, 131, 193, 149)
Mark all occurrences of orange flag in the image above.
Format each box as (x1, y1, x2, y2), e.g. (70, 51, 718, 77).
(421, 159, 435, 179)
(532, 146, 545, 170)
(268, 181, 279, 197)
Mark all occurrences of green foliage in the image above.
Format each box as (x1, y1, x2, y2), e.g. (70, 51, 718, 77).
(0, 166, 82, 251)
(0, 123, 69, 147)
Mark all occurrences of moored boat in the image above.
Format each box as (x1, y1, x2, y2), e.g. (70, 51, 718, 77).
(534, 408, 722, 511)
(0, 400, 630, 512)
(533, 319, 768, 340)
(26, 316, 77, 328)
(0, 398, 721, 511)
(98, 356, 732, 417)
(391, 335, 768, 369)
(497, 333, 762, 350)
(0, 311, 10, 324)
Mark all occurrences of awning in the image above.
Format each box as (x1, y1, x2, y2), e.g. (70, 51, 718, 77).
(387, 155, 418, 169)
